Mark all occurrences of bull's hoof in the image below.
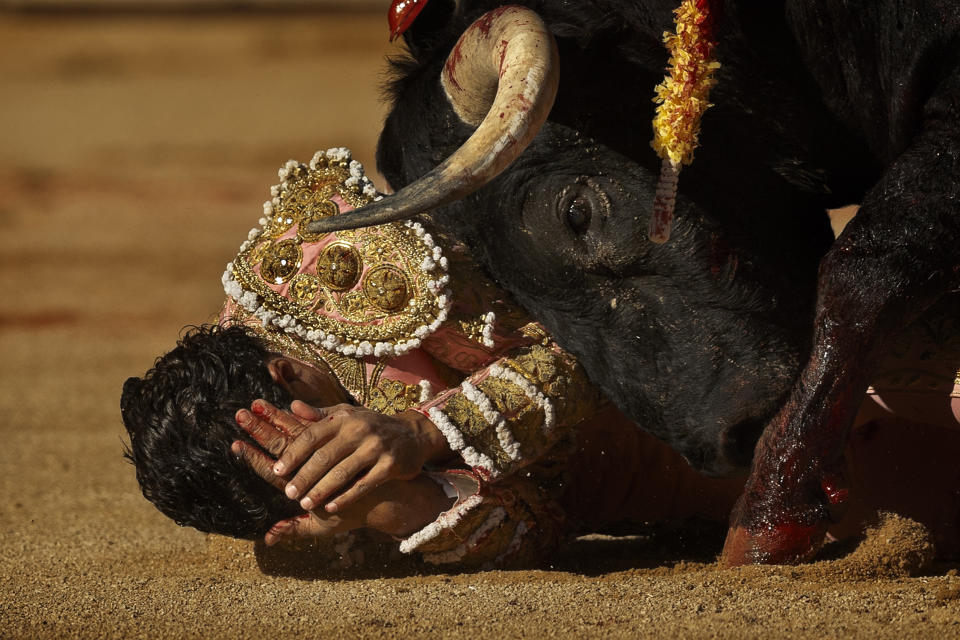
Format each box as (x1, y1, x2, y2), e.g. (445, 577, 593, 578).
(720, 520, 827, 567)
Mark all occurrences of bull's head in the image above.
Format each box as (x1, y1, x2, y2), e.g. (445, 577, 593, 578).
(308, 2, 835, 475)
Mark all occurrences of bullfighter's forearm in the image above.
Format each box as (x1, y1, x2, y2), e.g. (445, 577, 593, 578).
(415, 331, 604, 480)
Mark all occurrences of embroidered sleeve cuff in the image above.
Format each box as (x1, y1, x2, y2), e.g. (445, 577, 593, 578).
(398, 471, 543, 568)
(412, 340, 602, 479)
(398, 471, 484, 556)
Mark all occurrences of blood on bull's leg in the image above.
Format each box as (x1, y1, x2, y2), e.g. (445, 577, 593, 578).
(721, 314, 876, 565)
(721, 69, 960, 565)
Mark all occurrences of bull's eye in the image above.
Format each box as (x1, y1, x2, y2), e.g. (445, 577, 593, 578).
(558, 181, 605, 235)
(566, 198, 592, 233)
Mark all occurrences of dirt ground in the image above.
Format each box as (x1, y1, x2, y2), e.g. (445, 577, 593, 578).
(1, 10, 958, 639)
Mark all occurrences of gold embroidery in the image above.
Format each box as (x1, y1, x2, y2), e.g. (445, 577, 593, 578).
(479, 377, 529, 416)
(260, 239, 303, 285)
(365, 361, 386, 406)
(332, 228, 361, 244)
(479, 376, 547, 460)
(456, 317, 488, 345)
(316, 242, 363, 292)
(367, 378, 422, 415)
(298, 199, 339, 243)
(337, 291, 367, 316)
(444, 247, 531, 333)
(443, 395, 490, 439)
(503, 345, 601, 427)
(323, 351, 367, 402)
(263, 209, 297, 239)
(288, 187, 315, 211)
(362, 237, 395, 263)
(519, 322, 552, 346)
(289, 274, 322, 307)
(511, 345, 561, 387)
(249, 240, 273, 266)
(363, 265, 411, 312)
(231, 158, 447, 349)
(444, 395, 514, 470)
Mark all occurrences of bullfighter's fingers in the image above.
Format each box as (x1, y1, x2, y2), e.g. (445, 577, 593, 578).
(235, 407, 288, 457)
(281, 435, 355, 503)
(323, 461, 390, 514)
(290, 400, 327, 422)
(272, 421, 342, 491)
(250, 399, 308, 439)
(231, 440, 285, 491)
(297, 454, 370, 512)
(262, 513, 335, 546)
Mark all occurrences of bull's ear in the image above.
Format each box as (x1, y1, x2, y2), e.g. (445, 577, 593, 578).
(401, 0, 456, 55)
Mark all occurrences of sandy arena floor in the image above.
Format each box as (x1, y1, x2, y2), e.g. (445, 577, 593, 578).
(1, 10, 958, 639)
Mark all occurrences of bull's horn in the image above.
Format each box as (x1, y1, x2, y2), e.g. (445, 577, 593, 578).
(306, 5, 559, 233)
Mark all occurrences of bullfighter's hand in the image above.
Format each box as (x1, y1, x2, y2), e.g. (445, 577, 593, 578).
(233, 399, 309, 457)
(248, 399, 452, 515)
(231, 435, 434, 544)
(231, 414, 357, 538)
(230, 412, 387, 541)
(231, 400, 313, 491)
(260, 476, 455, 546)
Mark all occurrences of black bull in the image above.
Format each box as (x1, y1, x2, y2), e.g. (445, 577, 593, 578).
(309, 1, 960, 564)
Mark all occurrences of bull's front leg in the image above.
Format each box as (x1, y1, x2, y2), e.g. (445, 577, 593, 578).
(721, 70, 960, 566)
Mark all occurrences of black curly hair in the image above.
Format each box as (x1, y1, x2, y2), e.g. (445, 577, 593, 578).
(121, 324, 303, 539)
